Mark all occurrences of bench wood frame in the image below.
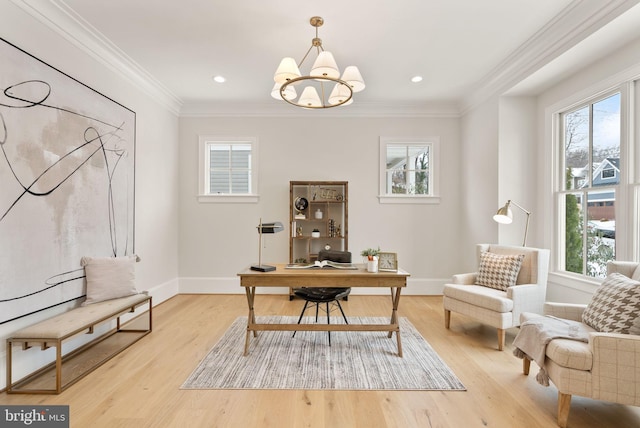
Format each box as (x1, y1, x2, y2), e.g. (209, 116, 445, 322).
(6, 295, 152, 394)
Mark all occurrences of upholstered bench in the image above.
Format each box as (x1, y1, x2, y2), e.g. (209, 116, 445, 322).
(6, 293, 151, 394)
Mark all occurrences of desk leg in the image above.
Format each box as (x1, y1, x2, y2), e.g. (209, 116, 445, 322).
(244, 287, 257, 356)
(388, 287, 403, 357)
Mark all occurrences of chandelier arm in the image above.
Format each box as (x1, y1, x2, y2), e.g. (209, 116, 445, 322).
(298, 44, 315, 68)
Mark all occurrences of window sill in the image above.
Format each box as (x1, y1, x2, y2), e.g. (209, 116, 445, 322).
(548, 271, 601, 293)
(198, 194, 259, 203)
(377, 195, 441, 204)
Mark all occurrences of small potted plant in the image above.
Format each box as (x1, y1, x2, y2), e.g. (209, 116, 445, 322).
(360, 247, 380, 272)
(360, 247, 380, 260)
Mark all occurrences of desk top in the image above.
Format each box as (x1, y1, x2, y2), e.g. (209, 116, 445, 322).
(238, 263, 409, 288)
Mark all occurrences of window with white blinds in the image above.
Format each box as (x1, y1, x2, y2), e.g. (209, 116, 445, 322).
(198, 136, 258, 203)
(208, 143, 251, 193)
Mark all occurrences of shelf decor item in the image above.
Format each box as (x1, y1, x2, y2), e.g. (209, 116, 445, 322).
(294, 197, 308, 219)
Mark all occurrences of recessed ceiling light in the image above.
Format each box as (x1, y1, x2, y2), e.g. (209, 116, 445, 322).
(411, 76, 423, 83)
(213, 75, 226, 83)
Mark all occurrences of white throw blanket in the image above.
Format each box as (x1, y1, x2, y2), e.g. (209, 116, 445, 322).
(513, 316, 590, 386)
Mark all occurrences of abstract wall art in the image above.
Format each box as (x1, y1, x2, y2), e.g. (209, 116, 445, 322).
(0, 38, 136, 323)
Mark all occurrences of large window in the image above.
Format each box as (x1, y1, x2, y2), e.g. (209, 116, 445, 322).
(198, 136, 258, 203)
(558, 92, 621, 278)
(379, 137, 440, 204)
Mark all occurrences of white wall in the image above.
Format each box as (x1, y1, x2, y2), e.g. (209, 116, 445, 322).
(178, 116, 461, 295)
(497, 96, 539, 246)
(0, 2, 180, 389)
(458, 96, 501, 270)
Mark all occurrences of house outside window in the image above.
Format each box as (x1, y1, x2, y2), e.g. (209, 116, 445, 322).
(557, 92, 621, 278)
(379, 137, 440, 204)
(198, 136, 259, 203)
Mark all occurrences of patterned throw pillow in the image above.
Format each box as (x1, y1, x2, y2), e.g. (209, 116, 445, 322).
(582, 272, 640, 334)
(476, 252, 525, 291)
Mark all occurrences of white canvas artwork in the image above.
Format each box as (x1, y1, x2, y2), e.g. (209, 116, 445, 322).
(0, 38, 135, 323)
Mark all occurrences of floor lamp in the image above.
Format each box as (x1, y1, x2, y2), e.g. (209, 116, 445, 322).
(493, 200, 531, 246)
(250, 219, 284, 272)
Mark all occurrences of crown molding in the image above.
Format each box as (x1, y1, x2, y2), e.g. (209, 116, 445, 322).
(15, 0, 635, 120)
(460, 0, 640, 115)
(179, 100, 461, 118)
(11, 0, 183, 115)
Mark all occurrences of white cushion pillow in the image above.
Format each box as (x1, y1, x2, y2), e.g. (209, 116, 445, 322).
(81, 255, 139, 305)
(476, 252, 525, 291)
(582, 272, 640, 334)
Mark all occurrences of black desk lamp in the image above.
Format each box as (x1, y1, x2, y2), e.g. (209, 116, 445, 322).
(251, 219, 284, 272)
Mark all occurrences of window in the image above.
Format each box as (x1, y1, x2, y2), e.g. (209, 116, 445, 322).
(557, 92, 621, 278)
(379, 137, 440, 204)
(198, 136, 258, 203)
(601, 167, 615, 179)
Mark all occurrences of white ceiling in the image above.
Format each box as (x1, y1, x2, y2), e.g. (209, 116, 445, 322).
(32, 0, 640, 115)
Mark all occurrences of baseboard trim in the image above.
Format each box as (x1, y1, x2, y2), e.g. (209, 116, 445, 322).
(145, 277, 180, 305)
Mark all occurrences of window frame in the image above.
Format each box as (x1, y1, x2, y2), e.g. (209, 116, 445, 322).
(552, 84, 634, 282)
(197, 136, 259, 203)
(378, 137, 440, 204)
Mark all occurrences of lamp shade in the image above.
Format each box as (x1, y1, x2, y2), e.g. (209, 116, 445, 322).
(271, 82, 297, 100)
(310, 51, 340, 79)
(274, 57, 301, 84)
(341, 66, 365, 92)
(493, 205, 513, 224)
(299, 86, 322, 107)
(328, 83, 353, 106)
(256, 221, 284, 234)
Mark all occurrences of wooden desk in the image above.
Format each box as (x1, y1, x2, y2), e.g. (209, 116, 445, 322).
(237, 264, 410, 357)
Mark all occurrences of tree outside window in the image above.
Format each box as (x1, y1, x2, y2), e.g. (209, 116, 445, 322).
(386, 144, 431, 195)
(561, 92, 620, 277)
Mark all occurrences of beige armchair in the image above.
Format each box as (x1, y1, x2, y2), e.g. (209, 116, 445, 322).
(520, 261, 640, 428)
(443, 244, 550, 350)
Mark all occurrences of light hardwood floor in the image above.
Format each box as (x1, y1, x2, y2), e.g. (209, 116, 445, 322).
(2, 294, 640, 428)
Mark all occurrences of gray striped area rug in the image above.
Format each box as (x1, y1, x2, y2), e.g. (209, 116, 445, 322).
(181, 316, 465, 391)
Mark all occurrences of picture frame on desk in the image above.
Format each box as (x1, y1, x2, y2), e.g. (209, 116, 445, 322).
(378, 252, 398, 272)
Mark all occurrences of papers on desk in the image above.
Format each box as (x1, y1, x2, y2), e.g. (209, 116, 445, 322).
(285, 260, 358, 270)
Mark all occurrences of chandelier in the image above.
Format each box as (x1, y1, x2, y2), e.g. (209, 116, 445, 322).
(271, 16, 365, 109)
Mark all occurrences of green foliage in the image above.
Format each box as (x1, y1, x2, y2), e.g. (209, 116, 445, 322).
(565, 193, 583, 274)
(413, 152, 429, 195)
(360, 247, 380, 258)
(564, 169, 615, 277)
